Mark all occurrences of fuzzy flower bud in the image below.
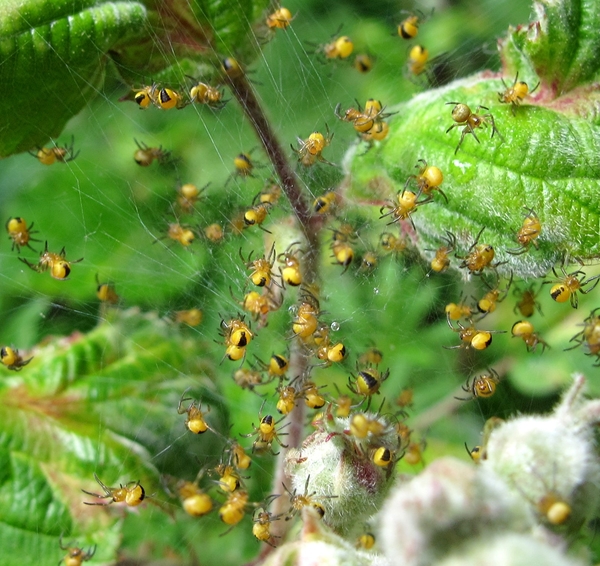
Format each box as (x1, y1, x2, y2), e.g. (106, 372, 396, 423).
(436, 532, 586, 566)
(481, 374, 600, 531)
(285, 411, 400, 537)
(261, 507, 391, 566)
(378, 457, 533, 566)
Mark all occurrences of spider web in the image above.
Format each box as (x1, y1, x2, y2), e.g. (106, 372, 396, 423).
(3, 0, 594, 564)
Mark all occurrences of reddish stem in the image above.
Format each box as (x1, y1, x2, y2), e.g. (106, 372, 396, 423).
(223, 71, 323, 253)
(226, 68, 323, 560)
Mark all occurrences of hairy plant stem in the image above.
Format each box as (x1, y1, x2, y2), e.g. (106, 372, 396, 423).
(226, 70, 323, 555)
(223, 71, 324, 262)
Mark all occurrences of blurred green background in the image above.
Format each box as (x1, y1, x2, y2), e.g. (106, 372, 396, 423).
(2, 0, 600, 564)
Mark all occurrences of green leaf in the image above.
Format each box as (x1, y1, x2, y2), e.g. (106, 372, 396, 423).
(346, 0, 600, 277)
(0, 1, 149, 156)
(348, 74, 600, 278)
(0, 0, 269, 158)
(110, 0, 270, 85)
(499, 0, 600, 96)
(0, 308, 227, 565)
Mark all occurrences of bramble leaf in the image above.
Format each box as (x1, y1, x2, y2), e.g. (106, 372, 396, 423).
(0, 0, 269, 157)
(0, 308, 225, 566)
(499, 0, 600, 96)
(348, 0, 600, 278)
(0, 1, 148, 156)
